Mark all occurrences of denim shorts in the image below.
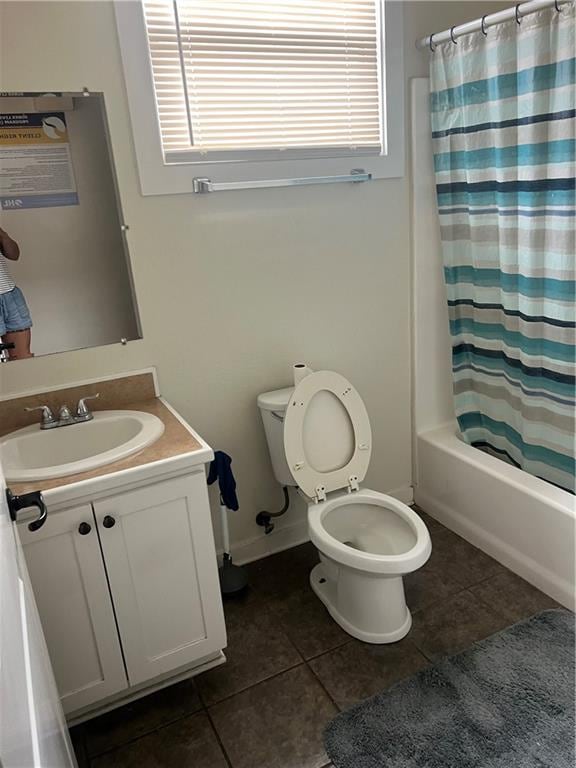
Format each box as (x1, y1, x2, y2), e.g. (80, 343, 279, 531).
(0, 286, 33, 336)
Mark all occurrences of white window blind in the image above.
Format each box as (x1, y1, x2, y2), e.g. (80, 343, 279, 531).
(142, 0, 384, 162)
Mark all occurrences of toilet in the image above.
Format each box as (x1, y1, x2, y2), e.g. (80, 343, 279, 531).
(257, 368, 431, 644)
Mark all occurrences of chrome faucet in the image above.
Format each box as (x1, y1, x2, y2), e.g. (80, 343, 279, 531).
(25, 393, 100, 429)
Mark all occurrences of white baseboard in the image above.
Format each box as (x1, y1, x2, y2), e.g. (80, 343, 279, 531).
(389, 484, 414, 506)
(226, 484, 414, 566)
(230, 518, 309, 566)
(416, 489, 576, 611)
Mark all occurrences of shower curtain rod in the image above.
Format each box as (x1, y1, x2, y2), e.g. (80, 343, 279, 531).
(416, 0, 572, 50)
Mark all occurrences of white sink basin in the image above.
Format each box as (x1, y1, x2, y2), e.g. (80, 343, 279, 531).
(1, 410, 165, 482)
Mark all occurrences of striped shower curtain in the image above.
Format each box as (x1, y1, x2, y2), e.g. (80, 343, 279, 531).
(430, 4, 575, 493)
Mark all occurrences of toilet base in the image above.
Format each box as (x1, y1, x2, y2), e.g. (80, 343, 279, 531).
(310, 562, 412, 644)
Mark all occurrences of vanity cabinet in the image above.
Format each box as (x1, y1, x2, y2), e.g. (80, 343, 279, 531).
(19, 470, 226, 717)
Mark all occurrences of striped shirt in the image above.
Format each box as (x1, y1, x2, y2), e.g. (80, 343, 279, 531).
(0, 253, 16, 295)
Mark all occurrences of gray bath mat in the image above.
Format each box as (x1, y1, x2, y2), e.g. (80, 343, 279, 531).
(325, 610, 575, 768)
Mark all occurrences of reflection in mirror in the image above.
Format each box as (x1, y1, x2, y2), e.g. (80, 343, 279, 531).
(0, 92, 141, 361)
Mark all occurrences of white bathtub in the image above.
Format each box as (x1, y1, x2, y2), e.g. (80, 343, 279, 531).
(415, 424, 575, 610)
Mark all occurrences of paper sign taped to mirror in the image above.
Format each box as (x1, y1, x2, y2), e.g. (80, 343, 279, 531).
(0, 112, 79, 210)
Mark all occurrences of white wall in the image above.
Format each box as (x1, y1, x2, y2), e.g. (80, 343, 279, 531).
(0, 0, 507, 559)
(1, 96, 139, 356)
(411, 78, 454, 436)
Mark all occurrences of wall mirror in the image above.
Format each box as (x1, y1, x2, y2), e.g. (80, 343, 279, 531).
(0, 91, 141, 361)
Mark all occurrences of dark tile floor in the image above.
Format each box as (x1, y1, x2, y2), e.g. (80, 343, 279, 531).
(70, 506, 560, 768)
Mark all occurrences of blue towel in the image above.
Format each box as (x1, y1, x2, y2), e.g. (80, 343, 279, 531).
(207, 450, 239, 511)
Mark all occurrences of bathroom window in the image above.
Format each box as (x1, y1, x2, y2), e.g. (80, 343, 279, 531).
(115, 0, 403, 195)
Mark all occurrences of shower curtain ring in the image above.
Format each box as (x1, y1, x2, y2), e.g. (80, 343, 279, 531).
(450, 26, 458, 44)
(429, 33, 436, 52)
(481, 15, 488, 36)
(554, 0, 561, 11)
(515, 4, 522, 24)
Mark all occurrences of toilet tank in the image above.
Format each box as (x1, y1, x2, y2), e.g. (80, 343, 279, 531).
(257, 386, 295, 487)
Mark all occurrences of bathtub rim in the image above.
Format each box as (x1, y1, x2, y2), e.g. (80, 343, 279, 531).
(418, 420, 574, 516)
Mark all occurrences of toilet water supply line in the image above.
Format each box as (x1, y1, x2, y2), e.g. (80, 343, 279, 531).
(255, 363, 314, 534)
(256, 486, 290, 535)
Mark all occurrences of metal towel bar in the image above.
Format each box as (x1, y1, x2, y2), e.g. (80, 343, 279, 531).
(192, 169, 372, 194)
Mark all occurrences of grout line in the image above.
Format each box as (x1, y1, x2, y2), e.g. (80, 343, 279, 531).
(408, 586, 465, 615)
(204, 708, 234, 768)
(409, 640, 437, 665)
(304, 638, 353, 664)
(466, 585, 519, 623)
(304, 659, 340, 711)
(84, 682, 208, 761)
(203, 660, 307, 710)
(201, 604, 307, 709)
(408, 587, 518, 664)
(85, 708, 205, 762)
(87, 706, 235, 768)
(195, 683, 212, 712)
(465, 569, 506, 588)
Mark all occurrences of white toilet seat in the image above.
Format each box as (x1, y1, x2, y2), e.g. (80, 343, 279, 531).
(282, 369, 431, 575)
(283, 370, 371, 501)
(308, 488, 431, 575)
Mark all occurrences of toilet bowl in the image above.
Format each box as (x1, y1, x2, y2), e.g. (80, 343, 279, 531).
(308, 489, 431, 643)
(257, 368, 432, 643)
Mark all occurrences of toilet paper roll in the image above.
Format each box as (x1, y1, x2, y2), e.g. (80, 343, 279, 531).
(293, 363, 313, 386)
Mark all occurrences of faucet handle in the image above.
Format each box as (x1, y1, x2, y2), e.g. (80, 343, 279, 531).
(76, 392, 100, 418)
(25, 405, 57, 429)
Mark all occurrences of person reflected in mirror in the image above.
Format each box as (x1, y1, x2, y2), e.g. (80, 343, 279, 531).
(0, 227, 33, 359)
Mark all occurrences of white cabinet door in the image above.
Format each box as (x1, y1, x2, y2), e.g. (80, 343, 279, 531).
(94, 473, 226, 686)
(19, 505, 127, 714)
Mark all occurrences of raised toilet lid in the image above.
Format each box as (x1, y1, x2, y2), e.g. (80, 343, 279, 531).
(283, 370, 372, 502)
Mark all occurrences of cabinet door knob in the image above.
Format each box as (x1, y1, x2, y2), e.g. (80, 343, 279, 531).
(102, 515, 116, 529)
(78, 522, 92, 535)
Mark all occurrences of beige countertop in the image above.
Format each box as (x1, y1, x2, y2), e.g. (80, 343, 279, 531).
(8, 397, 205, 496)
